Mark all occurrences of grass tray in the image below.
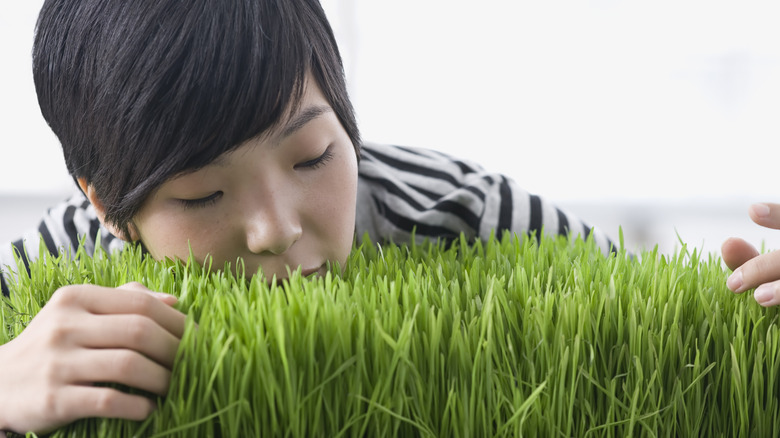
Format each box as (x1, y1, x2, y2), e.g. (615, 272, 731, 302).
(2, 232, 779, 437)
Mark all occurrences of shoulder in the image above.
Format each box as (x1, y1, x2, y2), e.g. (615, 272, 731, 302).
(355, 142, 504, 244)
(0, 189, 92, 270)
(357, 142, 494, 202)
(354, 142, 617, 253)
(359, 142, 485, 180)
(0, 188, 122, 280)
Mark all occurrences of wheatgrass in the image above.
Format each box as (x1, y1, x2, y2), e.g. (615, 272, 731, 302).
(2, 231, 779, 437)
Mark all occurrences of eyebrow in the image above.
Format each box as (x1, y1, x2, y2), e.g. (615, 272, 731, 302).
(277, 104, 333, 143)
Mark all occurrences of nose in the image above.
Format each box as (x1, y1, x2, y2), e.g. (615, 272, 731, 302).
(244, 193, 302, 255)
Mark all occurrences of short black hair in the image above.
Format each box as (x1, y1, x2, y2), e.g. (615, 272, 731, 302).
(33, 0, 360, 238)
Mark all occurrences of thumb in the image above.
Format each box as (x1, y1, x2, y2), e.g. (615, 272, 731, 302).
(721, 237, 759, 272)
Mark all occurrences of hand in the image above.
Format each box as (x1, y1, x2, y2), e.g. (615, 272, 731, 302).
(722, 203, 780, 306)
(0, 282, 186, 435)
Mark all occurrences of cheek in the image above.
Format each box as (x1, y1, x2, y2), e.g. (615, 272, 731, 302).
(134, 208, 228, 263)
(329, 155, 359, 258)
(306, 152, 358, 260)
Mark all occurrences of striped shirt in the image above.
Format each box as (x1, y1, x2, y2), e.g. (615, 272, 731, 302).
(0, 142, 614, 295)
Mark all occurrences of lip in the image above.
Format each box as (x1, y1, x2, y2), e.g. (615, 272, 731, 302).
(300, 264, 324, 277)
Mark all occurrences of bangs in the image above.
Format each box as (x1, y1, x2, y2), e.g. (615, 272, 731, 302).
(110, 1, 313, 215)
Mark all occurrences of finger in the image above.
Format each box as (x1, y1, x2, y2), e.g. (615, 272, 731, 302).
(748, 203, 780, 230)
(57, 385, 156, 424)
(726, 249, 780, 294)
(752, 279, 780, 307)
(77, 314, 180, 369)
(53, 286, 187, 338)
(118, 282, 179, 306)
(721, 237, 759, 271)
(117, 281, 150, 292)
(69, 349, 171, 396)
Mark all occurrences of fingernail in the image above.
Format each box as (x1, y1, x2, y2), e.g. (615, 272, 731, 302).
(752, 203, 771, 218)
(118, 281, 149, 291)
(148, 291, 177, 300)
(727, 269, 743, 292)
(754, 284, 775, 306)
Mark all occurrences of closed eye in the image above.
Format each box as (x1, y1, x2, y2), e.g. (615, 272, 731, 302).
(294, 146, 334, 170)
(178, 191, 223, 210)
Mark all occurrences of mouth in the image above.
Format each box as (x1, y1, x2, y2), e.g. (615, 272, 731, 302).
(300, 264, 325, 278)
(249, 263, 326, 286)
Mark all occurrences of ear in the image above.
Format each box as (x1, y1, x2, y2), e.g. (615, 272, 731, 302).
(77, 177, 141, 242)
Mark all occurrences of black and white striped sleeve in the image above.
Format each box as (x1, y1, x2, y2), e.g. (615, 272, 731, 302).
(0, 189, 124, 296)
(354, 142, 615, 253)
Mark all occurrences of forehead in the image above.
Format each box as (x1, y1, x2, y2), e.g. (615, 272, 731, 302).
(176, 74, 334, 174)
(264, 74, 333, 142)
(173, 74, 333, 164)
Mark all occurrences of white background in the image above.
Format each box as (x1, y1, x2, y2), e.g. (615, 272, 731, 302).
(2, 1, 780, 255)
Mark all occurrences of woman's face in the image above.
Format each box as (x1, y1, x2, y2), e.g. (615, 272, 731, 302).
(126, 77, 358, 280)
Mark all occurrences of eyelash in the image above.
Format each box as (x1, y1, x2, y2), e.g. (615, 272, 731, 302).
(177, 147, 333, 210)
(179, 191, 223, 210)
(295, 146, 334, 170)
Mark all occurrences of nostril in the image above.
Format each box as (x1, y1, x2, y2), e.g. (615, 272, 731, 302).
(246, 219, 302, 255)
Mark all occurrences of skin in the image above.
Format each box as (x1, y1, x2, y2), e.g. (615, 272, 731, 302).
(722, 203, 780, 307)
(123, 78, 358, 281)
(0, 77, 358, 434)
(0, 283, 185, 435)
